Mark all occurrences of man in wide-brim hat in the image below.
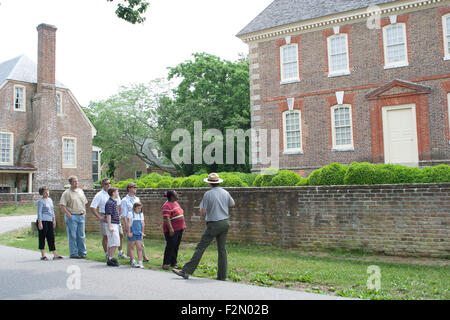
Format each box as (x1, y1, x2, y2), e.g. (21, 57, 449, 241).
(173, 173, 235, 280)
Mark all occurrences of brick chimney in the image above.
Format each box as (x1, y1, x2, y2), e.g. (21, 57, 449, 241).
(36, 23, 57, 93)
(32, 23, 61, 190)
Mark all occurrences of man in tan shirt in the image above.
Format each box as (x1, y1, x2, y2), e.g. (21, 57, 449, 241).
(60, 176, 88, 258)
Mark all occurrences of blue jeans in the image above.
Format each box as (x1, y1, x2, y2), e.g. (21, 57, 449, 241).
(65, 214, 87, 257)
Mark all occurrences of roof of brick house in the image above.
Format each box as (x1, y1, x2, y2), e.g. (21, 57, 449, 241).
(0, 54, 67, 88)
(237, 0, 398, 36)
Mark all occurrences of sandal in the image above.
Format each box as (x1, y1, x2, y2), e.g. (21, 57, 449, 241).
(53, 256, 64, 260)
(143, 258, 149, 262)
(40, 256, 48, 261)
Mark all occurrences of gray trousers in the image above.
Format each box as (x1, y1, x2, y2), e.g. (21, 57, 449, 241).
(182, 219, 230, 280)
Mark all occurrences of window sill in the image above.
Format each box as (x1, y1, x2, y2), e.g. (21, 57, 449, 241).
(13, 109, 26, 112)
(332, 147, 354, 152)
(283, 151, 303, 155)
(384, 62, 409, 70)
(280, 79, 300, 85)
(444, 56, 450, 61)
(328, 71, 351, 78)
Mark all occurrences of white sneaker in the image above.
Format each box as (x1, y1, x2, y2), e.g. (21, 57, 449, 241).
(118, 252, 129, 259)
(131, 260, 139, 268)
(138, 261, 144, 269)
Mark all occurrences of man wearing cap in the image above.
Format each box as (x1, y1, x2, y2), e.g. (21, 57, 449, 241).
(173, 173, 235, 281)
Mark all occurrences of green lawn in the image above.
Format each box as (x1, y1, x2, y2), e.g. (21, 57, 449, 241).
(0, 227, 448, 300)
(0, 204, 36, 217)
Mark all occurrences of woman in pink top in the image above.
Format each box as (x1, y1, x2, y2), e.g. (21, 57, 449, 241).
(161, 190, 185, 270)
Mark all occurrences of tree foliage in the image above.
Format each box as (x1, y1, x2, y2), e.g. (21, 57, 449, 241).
(83, 79, 172, 174)
(107, 0, 149, 24)
(156, 52, 251, 176)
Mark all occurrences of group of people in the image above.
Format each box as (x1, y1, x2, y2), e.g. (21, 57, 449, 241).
(36, 172, 235, 280)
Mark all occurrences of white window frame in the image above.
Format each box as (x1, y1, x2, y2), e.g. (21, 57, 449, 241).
(13, 85, 26, 112)
(0, 132, 14, 166)
(327, 33, 350, 77)
(56, 91, 63, 115)
(92, 148, 101, 182)
(280, 43, 300, 84)
(331, 104, 354, 151)
(62, 137, 77, 168)
(443, 14, 450, 60)
(383, 23, 409, 69)
(282, 110, 303, 153)
(448, 93, 450, 142)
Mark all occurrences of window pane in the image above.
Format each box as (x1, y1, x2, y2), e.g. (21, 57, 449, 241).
(63, 139, 75, 165)
(0, 134, 11, 163)
(329, 36, 348, 72)
(14, 87, 24, 110)
(285, 112, 301, 150)
(385, 25, 406, 64)
(56, 93, 61, 114)
(282, 45, 298, 80)
(333, 107, 352, 146)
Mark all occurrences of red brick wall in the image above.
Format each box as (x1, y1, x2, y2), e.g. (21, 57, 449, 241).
(51, 184, 450, 258)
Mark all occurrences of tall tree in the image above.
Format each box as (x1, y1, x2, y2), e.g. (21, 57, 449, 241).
(107, 0, 149, 24)
(83, 79, 173, 175)
(156, 53, 251, 176)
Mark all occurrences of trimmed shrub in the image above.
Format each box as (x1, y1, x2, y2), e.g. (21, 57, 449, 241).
(180, 176, 198, 188)
(171, 177, 185, 188)
(269, 170, 302, 186)
(252, 175, 264, 187)
(420, 164, 450, 183)
(193, 175, 209, 188)
(296, 177, 309, 186)
(221, 175, 247, 187)
(344, 162, 378, 185)
(316, 163, 348, 186)
(156, 178, 173, 188)
(308, 168, 323, 186)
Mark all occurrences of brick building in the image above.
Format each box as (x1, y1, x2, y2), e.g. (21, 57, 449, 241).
(0, 24, 96, 192)
(237, 0, 450, 176)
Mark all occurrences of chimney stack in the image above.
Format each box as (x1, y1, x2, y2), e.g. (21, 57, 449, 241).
(36, 23, 57, 92)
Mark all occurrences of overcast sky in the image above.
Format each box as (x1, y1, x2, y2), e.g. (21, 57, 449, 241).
(0, 0, 273, 106)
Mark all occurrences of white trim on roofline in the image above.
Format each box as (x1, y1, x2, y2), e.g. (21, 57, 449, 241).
(238, 0, 445, 43)
(66, 89, 97, 137)
(0, 81, 7, 92)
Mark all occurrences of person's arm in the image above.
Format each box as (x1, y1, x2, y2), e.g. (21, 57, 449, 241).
(229, 194, 235, 208)
(127, 216, 133, 238)
(37, 200, 43, 230)
(199, 197, 207, 214)
(107, 214, 113, 232)
(60, 204, 72, 219)
(141, 219, 145, 237)
(163, 216, 174, 237)
(90, 196, 105, 221)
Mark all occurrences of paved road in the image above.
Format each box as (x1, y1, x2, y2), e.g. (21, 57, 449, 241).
(0, 215, 349, 300)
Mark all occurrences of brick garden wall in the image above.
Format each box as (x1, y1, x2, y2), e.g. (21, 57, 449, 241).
(51, 184, 450, 258)
(0, 192, 39, 208)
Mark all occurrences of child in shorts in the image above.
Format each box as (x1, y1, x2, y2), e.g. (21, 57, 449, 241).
(105, 187, 121, 267)
(127, 202, 145, 268)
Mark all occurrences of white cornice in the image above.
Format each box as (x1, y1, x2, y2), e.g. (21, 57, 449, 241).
(0, 81, 7, 92)
(238, 0, 447, 43)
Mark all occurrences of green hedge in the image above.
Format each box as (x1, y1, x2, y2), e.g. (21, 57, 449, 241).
(111, 163, 450, 189)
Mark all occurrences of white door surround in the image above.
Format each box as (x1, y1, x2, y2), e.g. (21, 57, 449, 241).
(382, 104, 419, 166)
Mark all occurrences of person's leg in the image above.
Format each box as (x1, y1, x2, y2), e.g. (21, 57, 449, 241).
(171, 230, 184, 267)
(136, 240, 143, 261)
(38, 221, 46, 258)
(129, 241, 136, 263)
(75, 215, 87, 257)
(100, 221, 108, 254)
(182, 224, 215, 275)
(215, 220, 230, 280)
(65, 215, 78, 257)
(163, 232, 175, 267)
(45, 221, 56, 254)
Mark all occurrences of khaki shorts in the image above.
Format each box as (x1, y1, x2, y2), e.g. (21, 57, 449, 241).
(101, 217, 123, 235)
